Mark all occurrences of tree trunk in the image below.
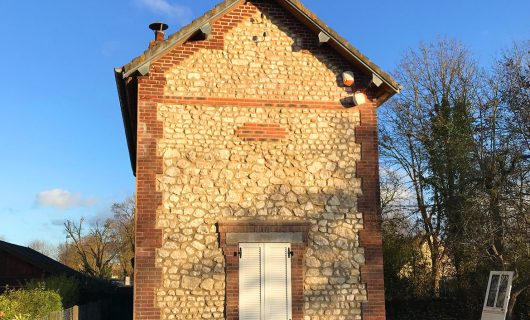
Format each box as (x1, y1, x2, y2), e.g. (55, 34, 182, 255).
(506, 284, 530, 320)
(432, 256, 442, 297)
(430, 240, 442, 297)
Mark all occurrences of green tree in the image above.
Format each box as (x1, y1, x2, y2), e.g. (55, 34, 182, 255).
(380, 38, 478, 297)
(381, 39, 530, 319)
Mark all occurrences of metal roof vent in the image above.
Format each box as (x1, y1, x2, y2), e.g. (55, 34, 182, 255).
(149, 22, 169, 42)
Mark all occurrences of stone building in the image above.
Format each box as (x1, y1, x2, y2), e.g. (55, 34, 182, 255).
(114, 0, 399, 319)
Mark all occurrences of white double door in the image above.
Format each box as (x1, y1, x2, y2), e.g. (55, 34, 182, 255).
(239, 243, 292, 320)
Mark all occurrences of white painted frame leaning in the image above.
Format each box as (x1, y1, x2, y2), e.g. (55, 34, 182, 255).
(481, 271, 514, 320)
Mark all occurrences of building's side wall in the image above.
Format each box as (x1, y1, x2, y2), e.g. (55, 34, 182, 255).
(134, 0, 385, 320)
(156, 105, 365, 320)
(0, 251, 47, 288)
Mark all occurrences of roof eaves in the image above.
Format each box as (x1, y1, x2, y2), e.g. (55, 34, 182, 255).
(114, 68, 137, 175)
(120, 0, 400, 94)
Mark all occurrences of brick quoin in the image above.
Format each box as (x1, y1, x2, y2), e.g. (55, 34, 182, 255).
(133, 2, 257, 319)
(134, 73, 164, 320)
(357, 103, 386, 320)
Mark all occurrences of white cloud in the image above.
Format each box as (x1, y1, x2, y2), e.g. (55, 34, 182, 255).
(136, 0, 193, 25)
(36, 189, 97, 210)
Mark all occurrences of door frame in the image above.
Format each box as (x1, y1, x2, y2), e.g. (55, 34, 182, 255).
(218, 220, 310, 320)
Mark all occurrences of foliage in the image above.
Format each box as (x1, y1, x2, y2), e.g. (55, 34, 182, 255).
(383, 221, 419, 300)
(25, 275, 80, 308)
(380, 39, 529, 319)
(0, 288, 62, 320)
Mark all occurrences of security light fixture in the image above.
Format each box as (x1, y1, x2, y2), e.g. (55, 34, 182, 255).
(342, 71, 355, 87)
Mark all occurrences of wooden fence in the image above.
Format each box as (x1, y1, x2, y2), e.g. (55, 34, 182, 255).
(44, 300, 107, 320)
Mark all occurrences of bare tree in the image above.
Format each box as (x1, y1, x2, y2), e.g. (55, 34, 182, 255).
(58, 195, 136, 279)
(497, 41, 530, 150)
(475, 42, 530, 320)
(110, 195, 135, 277)
(63, 218, 119, 279)
(27, 239, 58, 260)
(382, 39, 530, 316)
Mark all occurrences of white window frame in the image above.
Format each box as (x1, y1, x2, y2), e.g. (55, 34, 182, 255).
(481, 271, 514, 320)
(239, 243, 292, 320)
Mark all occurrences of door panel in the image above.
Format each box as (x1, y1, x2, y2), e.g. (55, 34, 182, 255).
(264, 244, 292, 320)
(239, 243, 292, 320)
(239, 244, 265, 320)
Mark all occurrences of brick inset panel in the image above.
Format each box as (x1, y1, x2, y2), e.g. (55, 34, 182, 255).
(236, 123, 288, 141)
(218, 220, 310, 320)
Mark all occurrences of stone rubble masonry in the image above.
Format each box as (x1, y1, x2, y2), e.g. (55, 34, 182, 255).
(156, 104, 365, 320)
(133, 0, 386, 319)
(163, 0, 370, 102)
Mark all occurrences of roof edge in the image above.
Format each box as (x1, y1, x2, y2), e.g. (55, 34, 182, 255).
(0, 240, 81, 277)
(114, 68, 137, 175)
(122, 0, 243, 78)
(118, 0, 400, 94)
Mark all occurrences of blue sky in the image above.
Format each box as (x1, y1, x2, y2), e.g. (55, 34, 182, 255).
(0, 0, 529, 248)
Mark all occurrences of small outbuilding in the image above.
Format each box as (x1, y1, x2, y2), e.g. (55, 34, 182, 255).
(0, 240, 79, 290)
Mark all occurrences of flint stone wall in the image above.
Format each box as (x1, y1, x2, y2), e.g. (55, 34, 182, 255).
(152, 1, 368, 319)
(155, 105, 366, 319)
(163, 2, 364, 102)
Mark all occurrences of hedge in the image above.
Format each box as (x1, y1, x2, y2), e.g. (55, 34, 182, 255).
(0, 288, 62, 320)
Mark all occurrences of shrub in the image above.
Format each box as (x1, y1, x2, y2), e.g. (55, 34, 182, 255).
(25, 275, 80, 308)
(0, 288, 62, 320)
